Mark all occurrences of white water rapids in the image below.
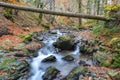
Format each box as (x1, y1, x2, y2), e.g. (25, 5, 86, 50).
(29, 30, 81, 80)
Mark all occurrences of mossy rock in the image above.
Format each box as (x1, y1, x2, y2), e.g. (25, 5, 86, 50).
(62, 55, 74, 62)
(3, 8, 14, 22)
(42, 66, 60, 80)
(0, 57, 28, 80)
(65, 66, 87, 80)
(18, 33, 33, 43)
(53, 36, 75, 50)
(41, 55, 56, 63)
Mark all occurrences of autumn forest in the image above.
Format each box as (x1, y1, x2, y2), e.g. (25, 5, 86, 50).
(0, 0, 120, 80)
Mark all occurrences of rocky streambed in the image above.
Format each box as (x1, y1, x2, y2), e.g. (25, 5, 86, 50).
(29, 27, 120, 80)
(29, 28, 94, 80)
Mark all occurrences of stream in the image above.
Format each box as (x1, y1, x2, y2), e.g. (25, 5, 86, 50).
(29, 29, 92, 80)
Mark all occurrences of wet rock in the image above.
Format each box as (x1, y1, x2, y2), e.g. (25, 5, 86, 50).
(36, 36, 44, 41)
(78, 60, 86, 65)
(65, 66, 87, 80)
(62, 55, 74, 62)
(26, 41, 42, 53)
(33, 33, 44, 41)
(53, 36, 75, 50)
(78, 60, 90, 66)
(14, 53, 26, 57)
(107, 70, 120, 80)
(42, 66, 60, 80)
(42, 55, 56, 62)
(49, 30, 57, 34)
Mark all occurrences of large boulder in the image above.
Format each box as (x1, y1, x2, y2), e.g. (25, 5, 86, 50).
(53, 36, 75, 50)
(62, 55, 74, 62)
(26, 41, 42, 52)
(64, 66, 87, 80)
(49, 30, 57, 34)
(41, 55, 56, 63)
(42, 66, 60, 80)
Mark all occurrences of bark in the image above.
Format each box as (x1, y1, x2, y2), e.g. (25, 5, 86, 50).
(0, 2, 109, 21)
(38, 0, 43, 24)
(97, 0, 100, 15)
(78, 0, 82, 25)
(49, 0, 55, 24)
(87, 0, 91, 15)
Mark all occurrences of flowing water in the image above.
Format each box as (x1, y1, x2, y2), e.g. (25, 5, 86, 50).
(29, 29, 89, 80)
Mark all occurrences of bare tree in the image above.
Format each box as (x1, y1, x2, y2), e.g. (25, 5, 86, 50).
(35, 0, 43, 24)
(97, 0, 100, 15)
(78, 0, 82, 25)
(49, 0, 55, 24)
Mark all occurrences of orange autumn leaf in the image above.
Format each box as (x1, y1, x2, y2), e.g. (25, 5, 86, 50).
(85, 76, 89, 80)
(3, 0, 25, 5)
(0, 72, 7, 75)
(5, 46, 10, 50)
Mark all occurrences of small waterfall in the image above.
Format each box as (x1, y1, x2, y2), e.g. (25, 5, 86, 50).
(71, 43, 80, 55)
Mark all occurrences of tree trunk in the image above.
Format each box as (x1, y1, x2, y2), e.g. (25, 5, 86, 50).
(38, 0, 43, 24)
(49, 0, 55, 24)
(0, 2, 109, 21)
(78, 0, 82, 26)
(97, 0, 100, 15)
(93, 0, 97, 15)
(36, 0, 40, 8)
(87, 0, 91, 15)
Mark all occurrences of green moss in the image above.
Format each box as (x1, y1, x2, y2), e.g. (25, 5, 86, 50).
(3, 8, 14, 22)
(110, 38, 120, 49)
(104, 4, 120, 11)
(54, 36, 75, 50)
(66, 66, 87, 80)
(18, 33, 33, 43)
(100, 60, 111, 67)
(47, 66, 57, 75)
(112, 53, 120, 68)
(58, 36, 70, 41)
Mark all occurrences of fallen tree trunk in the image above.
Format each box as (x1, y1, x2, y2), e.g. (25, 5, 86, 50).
(0, 2, 109, 21)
